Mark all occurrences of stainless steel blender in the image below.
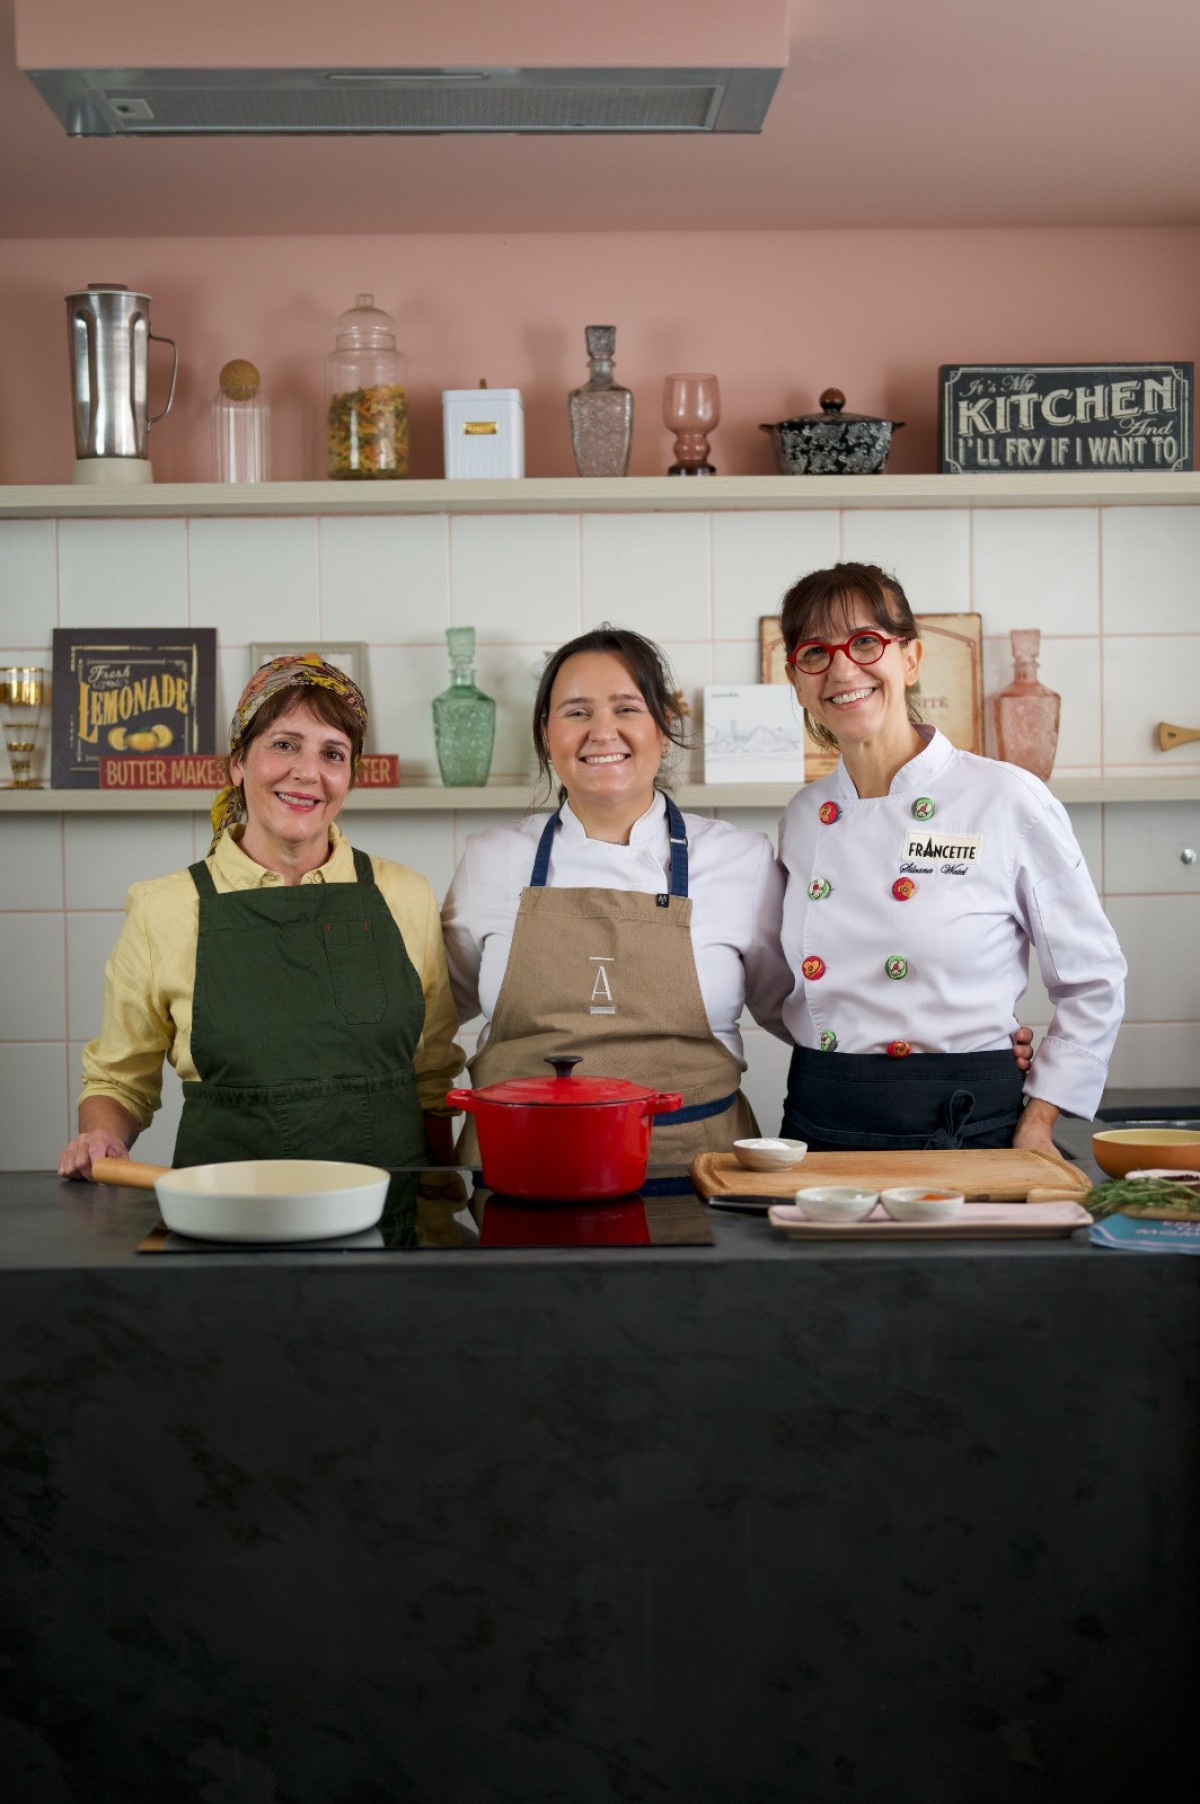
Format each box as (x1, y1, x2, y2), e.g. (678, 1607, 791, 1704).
(66, 285, 178, 484)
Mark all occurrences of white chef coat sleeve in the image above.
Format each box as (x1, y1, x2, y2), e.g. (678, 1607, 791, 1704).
(440, 844, 485, 1026)
(741, 838, 794, 1044)
(1016, 799, 1127, 1118)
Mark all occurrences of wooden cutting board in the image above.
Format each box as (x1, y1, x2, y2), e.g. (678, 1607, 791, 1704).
(691, 1148, 1092, 1205)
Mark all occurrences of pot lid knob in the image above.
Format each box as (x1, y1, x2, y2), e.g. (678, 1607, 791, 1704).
(545, 1056, 583, 1082)
(819, 388, 847, 414)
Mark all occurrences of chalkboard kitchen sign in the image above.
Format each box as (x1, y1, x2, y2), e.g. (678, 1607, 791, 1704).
(939, 363, 1192, 473)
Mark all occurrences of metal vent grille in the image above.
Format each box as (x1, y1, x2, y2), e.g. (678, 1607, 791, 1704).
(25, 66, 782, 136)
(102, 82, 719, 134)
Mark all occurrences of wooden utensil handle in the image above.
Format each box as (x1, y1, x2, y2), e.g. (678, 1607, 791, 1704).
(91, 1156, 169, 1189)
(1157, 720, 1200, 750)
(1027, 1186, 1093, 1205)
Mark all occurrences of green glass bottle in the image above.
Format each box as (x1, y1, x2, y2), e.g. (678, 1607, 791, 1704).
(432, 627, 495, 786)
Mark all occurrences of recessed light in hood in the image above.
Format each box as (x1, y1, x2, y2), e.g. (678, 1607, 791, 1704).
(22, 65, 784, 137)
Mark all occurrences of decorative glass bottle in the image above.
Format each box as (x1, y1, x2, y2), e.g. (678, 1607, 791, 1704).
(326, 293, 408, 479)
(991, 628, 1061, 780)
(213, 359, 270, 482)
(432, 628, 495, 786)
(568, 325, 633, 476)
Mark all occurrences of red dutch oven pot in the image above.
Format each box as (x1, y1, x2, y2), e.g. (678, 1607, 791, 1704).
(445, 1056, 683, 1201)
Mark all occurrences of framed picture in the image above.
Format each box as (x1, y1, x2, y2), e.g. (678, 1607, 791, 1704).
(250, 642, 366, 691)
(51, 627, 217, 789)
(759, 613, 984, 780)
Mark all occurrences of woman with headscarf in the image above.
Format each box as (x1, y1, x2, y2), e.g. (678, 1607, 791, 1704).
(58, 655, 462, 1180)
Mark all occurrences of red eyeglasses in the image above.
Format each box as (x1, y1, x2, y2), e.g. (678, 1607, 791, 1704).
(787, 631, 910, 675)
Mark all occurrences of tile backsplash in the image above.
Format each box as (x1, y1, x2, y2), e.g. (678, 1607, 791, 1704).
(2, 499, 1197, 1170)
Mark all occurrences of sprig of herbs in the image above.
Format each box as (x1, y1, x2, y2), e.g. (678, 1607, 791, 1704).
(1083, 1177, 1200, 1219)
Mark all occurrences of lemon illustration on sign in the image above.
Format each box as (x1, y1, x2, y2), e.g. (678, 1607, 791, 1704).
(151, 723, 174, 748)
(108, 727, 129, 750)
(128, 729, 161, 751)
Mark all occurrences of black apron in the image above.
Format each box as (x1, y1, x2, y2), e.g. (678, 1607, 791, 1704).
(782, 1044, 1024, 1152)
(173, 846, 428, 1168)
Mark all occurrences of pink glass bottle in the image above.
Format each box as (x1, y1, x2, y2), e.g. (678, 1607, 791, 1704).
(991, 629, 1061, 780)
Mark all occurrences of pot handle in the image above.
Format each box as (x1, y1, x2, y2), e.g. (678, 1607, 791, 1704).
(445, 1088, 477, 1112)
(650, 1092, 684, 1116)
(545, 1056, 582, 1080)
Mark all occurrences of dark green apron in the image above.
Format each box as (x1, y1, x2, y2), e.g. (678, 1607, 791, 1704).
(173, 846, 428, 1169)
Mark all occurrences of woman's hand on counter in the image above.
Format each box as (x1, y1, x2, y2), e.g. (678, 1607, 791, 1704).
(57, 1097, 140, 1182)
(1012, 1096, 1064, 1162)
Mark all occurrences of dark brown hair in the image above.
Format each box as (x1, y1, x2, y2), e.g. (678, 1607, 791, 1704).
(235, 685, 366, 786)
(532, 625, 688, 801)
(778, 561, 923, 752)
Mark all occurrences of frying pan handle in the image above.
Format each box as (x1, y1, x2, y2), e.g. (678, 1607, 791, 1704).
(650, 1093, 684, 1116)
(445, 1088, 477, 1112)
(91, 1156, 170, 1189)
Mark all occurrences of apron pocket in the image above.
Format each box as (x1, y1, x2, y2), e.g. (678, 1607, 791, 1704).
(322, 917, 386, 1023)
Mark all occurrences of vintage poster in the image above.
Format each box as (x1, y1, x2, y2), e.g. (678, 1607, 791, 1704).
(759, 612, 984, 781)
(51, 628, 218, 789)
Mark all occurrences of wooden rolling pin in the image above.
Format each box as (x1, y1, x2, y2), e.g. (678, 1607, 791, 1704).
(1027, 1186, 1094, 1206)
(91, 1157, 169, 1190)
(1157, 721, 1200, 750)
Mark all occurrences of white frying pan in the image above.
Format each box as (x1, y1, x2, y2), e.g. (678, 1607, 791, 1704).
(92, 1156, 389, 1243)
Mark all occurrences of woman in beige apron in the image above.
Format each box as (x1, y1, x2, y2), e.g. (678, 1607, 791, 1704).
(443, 628, 794, 1194)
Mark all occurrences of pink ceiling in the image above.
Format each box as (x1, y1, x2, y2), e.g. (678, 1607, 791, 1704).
(3, 0, 1200, 238)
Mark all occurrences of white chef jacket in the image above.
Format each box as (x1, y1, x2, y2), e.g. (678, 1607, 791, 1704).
(442, 792, 793, 1064)
(779, 727, 1126, 1119)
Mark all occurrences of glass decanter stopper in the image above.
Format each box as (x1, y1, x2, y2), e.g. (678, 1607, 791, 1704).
(568, 325, 633, 477)
(991, 628, 1061, 780)
(432, 627, 496, 786)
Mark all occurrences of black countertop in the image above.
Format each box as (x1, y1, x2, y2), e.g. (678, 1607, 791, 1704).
(2, 1106, 1198, 1804)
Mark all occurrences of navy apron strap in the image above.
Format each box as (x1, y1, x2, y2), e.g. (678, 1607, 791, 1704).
(528, 810, 562, 888)
(663, 795, 689, 899)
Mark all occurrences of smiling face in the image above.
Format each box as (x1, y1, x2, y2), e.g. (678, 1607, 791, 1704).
(230, 697, 353, 873)
(543, 651, 670, 831)
(787, 594, 923, 754)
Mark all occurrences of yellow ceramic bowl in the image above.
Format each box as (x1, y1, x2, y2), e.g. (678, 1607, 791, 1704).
(1092, 1127, 1200, 1180)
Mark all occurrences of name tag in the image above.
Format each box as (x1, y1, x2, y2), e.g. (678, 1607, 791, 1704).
(903, 830, 983, 862)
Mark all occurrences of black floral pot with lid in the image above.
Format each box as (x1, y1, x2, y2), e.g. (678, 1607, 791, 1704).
(760, 388, 905, 474)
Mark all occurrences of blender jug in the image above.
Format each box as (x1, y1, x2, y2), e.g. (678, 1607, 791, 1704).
(66, 285, 178, 483)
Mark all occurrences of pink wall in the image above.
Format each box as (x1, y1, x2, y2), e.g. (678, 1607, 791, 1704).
(3, 225, 1199, 484)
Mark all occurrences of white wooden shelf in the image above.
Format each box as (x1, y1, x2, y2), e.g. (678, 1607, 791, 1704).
(3, 776, 1198, 813)
(4, 472, 1200, 517)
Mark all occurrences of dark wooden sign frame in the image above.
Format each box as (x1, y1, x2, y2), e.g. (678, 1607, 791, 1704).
(939, 362, 1192, 473)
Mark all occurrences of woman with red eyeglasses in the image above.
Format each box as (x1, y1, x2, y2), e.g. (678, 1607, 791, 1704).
(776, 562, 1126, 1156)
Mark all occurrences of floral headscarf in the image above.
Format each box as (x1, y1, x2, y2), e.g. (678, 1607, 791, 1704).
(209, 654, 369, 849)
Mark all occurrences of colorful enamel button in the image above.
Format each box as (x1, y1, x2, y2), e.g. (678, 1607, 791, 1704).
(911, 796, 936, 821)
(886, 1039, 912, 1059)
(801, 955, 827, 981)
(891, 877, 915, 901)
(808, 878, 832, 901)
(885, 955, 909, 980)
(818, 801, 841, 825)
(819, 1029, 838, 1052)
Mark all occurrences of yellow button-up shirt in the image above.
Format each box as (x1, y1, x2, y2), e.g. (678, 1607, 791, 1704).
(79, 824, 464, 1128)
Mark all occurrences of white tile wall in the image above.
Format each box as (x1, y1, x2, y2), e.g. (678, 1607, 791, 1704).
(4, 500, 1197, 1170)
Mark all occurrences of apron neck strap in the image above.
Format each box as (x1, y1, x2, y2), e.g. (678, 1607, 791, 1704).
(528, 795, 689, 896)
(189, 859, 217, 897)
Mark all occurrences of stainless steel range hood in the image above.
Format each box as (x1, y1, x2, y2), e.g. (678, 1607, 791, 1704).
(25, 65, 783, 137)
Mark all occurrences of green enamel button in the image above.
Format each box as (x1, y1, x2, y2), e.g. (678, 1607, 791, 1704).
(885, 955, 909, 981)
(912, 796, 936, 821)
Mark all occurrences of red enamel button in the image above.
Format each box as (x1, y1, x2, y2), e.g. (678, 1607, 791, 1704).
(818, 801, 841, 825)
(886, 1039, 912, 1059)
(891, 877, 915, 901)
(801, 955, 827, 981)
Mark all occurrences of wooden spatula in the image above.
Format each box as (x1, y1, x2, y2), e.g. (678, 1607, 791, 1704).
(1157, 721, 1200, 750)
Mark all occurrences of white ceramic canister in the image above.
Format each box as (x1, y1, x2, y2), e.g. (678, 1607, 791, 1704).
(442, 387, 524, 478)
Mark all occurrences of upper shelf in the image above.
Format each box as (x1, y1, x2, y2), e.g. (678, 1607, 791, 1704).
(4, 472, 1200, 517)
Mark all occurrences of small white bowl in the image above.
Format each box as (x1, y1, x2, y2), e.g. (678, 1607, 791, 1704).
(733, 1137, 808, 1172)
(793, 1185, 878, 1223)
(879, 1186, 965, 1223)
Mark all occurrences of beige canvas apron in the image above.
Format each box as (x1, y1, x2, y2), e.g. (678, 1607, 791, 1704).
(459, 801, 758, 1189)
